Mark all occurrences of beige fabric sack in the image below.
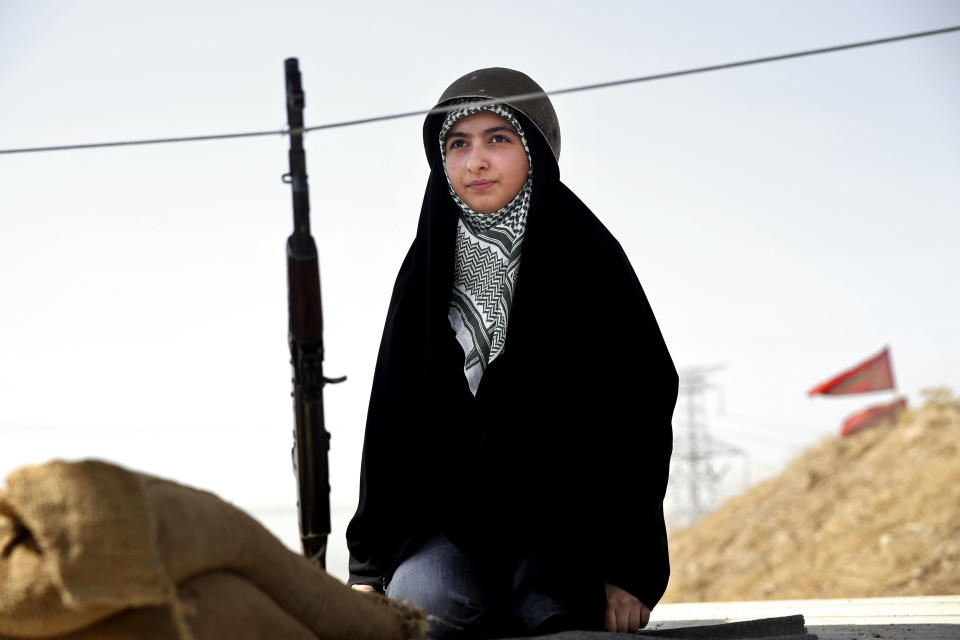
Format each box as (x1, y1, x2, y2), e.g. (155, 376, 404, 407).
(0, 459, 426, 639)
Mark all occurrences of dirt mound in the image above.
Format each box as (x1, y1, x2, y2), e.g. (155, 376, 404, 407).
(662, 388, 960, 602)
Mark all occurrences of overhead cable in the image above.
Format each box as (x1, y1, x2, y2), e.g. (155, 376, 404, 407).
(1, 24, 957, 156)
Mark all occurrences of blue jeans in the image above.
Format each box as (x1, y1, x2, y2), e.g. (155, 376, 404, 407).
(385, 532, 585, 639)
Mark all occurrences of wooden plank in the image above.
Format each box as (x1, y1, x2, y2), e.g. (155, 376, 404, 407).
(649, 596, 960, 639)
(806, 623, 960, 640)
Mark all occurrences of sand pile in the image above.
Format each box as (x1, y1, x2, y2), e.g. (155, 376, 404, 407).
(662, 388, 960, 602)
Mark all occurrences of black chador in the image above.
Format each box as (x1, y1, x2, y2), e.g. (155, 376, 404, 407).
(347, 68, 678, 625)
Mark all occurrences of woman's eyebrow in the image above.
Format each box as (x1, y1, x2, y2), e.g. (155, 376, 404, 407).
(446, 125, 518, 140)
(484, 125, 517, 136)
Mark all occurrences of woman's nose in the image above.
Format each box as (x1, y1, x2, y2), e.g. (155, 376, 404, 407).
(466, 147, 488, 172)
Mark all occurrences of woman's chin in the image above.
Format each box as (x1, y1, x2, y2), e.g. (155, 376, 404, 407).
(464, 199, 506, 215)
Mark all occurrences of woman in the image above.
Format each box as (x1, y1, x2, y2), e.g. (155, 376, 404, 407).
(347, 68, 677, 638)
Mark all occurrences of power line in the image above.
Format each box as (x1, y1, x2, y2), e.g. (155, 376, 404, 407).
(0, 129, 286, 155)
(1, 24, 957, 156)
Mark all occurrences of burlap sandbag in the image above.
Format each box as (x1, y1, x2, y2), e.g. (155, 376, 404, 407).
(17, 572, 324, 640)
(0, 460, 426, 639)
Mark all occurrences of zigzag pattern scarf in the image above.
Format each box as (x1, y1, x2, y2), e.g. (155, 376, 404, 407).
(440, 102, 533, 396)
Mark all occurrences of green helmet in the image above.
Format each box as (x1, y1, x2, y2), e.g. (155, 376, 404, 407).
(423, 67, 561, 164)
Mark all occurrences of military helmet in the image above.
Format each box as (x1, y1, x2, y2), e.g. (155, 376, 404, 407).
(423, 67, 561, 163)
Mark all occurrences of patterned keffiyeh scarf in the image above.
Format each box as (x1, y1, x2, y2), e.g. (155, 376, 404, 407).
(439, 102, 533, 396)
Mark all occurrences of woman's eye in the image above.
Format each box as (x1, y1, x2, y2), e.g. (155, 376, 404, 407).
(490, 134, 510, 143)
(448, 139, 466, 150)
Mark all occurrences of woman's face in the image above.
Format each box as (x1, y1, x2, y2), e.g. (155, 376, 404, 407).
(443, 111, 530, 214)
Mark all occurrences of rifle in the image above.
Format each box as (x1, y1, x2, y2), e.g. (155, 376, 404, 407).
(283, 57, 344, 569)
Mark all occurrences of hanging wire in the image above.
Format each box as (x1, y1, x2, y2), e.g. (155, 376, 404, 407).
(1, 24, 957, 156)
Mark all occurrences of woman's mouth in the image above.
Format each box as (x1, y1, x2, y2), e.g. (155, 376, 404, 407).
(468, 180, 496, 190)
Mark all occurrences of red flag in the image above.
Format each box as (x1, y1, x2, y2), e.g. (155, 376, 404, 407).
(807, 347, 895, 396)
(841, 397, 907, 437)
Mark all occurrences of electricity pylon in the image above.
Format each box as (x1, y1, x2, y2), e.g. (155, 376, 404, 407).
(667, 365, 749, 528)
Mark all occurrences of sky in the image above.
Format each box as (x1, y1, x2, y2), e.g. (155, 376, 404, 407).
(1, 1, 958, 583)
